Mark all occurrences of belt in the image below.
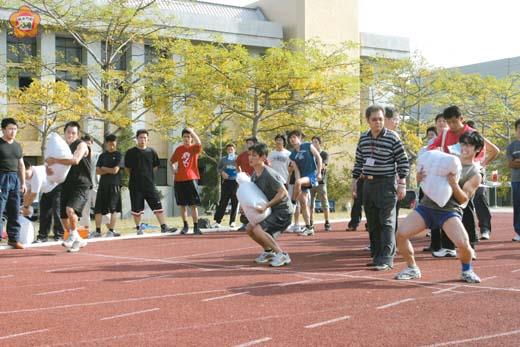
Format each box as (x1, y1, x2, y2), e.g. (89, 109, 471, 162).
(365, 175, 395, 180)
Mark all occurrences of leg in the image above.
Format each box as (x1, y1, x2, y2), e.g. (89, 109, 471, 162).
(5, 175, 21, 243)
(296, 177, 312, 226)
(396, 211, 427, 267)
(309, 187, 317, 225)
(247, 223, 282, 253)
(474, 185, 492, 236)
(213, 180, 230, 224)
(51, 187, 64, 238)
(108, 212, 118, 230)
(513, 182, 520, 236)
(348, 179, 364, 229)
(321, 186, 330, 223)
(180, 206, 188, 222)
(462, 199, 478, 249)
(191, 206, 199, 224)
(155, 211, 166, 225)
(38, 192, 53, 239)
(95, 214, 102, 229)
(229, 181, 239, 224)
(442, 217, 473, 265)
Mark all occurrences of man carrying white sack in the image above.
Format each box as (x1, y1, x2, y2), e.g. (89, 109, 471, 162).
(246, 143, 294, 267)
(395, 131, 484, 283)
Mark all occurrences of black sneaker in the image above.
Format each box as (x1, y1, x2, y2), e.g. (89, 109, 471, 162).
(193, 227, 203, 235)
(54, 235, 63, 242)
(32, 237, 48, 244)
(161, 226, 178, 234)
(106, 231, 121, 237)
(324, 222, 331, 231)
(180, 226, 189, 235)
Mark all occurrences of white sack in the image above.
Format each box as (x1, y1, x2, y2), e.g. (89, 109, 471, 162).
(41, 179, 58, 194)
(44, 133, 72, 184)
(418, 150, 462, 207)
(18, 216, 34, 245)
(236, 172, 272, 225)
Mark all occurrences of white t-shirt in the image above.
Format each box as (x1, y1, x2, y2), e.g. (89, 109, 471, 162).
(27, 166, 46, 198)
(268, 149, 291, 184)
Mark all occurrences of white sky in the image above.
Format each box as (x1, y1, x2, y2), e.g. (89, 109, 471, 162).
(210, 0, 520, 68)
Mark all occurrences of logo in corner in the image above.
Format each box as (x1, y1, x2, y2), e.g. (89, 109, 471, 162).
(9, 6, 41, 39)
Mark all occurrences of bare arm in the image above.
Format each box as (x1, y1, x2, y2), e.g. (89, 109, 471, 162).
(482, 137, 499, 166)
(449, 173, 481, 206)
(46, 142, 88, 166)
(310, 144, 323, 180)
(18, 158, 26, 193)
(187, 128, 201, 146)
(256, 185, 289, 212)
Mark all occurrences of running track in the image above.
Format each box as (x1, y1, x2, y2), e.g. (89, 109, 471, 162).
(0, 212, 519, 346)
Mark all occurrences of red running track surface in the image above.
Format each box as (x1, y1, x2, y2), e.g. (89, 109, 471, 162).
(0, 212, 519, 346)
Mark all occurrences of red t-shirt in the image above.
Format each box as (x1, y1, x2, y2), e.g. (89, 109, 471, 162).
(170, 143, 202, 182)
(428, 124, 485, 162)
(236, 150, 253, 176)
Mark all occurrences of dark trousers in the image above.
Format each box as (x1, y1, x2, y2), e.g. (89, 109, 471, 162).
(474, 185, 492, 234)
(363, 177, 397, 266)
(0, 172, 21, 242)
(38, 185, 64, 239)
(214, 180, 238, 224)
(513, 182, 520, 236)
(349, 179, 364, 228)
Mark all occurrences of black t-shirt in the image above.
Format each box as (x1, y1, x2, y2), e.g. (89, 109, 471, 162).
(124, 146, 159, 191)
(319, 150, 329, 184)
(0, 138, 22, 172)
(64, 140, 93, 188)
(97, 150, 122, 186)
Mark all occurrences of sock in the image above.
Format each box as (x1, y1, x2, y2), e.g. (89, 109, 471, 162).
(161, 224, 167, 230)
(194, 222, 198, 229)
(183, 221, 188, 228)
(136, 225, 140, 231)
(325, 220, 329, 224)
(109, 228, 114, 232)
(95, 228, 101, 234)
(462, 263, 471, 272)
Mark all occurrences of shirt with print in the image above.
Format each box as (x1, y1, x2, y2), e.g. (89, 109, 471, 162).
(0, 138, 22, 172)
(251, 166, 293, 213)
(268, 149, 291, 184)
(507, 140, 520, 182)
(97, 150, 122, 186)
(217, 154, 237, 180)
(124, 146, 160, 191)
(290, 142, 317, 177)
(171, 143, 202, 182)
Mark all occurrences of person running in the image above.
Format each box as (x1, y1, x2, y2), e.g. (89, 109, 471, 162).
(94, 134, 122, 237)
(288, 130, 323, 236)
(395, 131, 484, 283)
(23, 161, 63, 242)
(170, 128, 203, 235)
(46, 121, 91, 253)
(309, 136, 331, 231)
(507, 119, 520, 242)
(125, 129, 177, 235)
(212, 143, 239, 229)
(247, 143, 293, 267)
(352, 105, 409, 271)
(0, 118, 26, 249)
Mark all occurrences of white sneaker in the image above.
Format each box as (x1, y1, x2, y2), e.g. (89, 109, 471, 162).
(298, 226, 315, 236)
(461, 270, 481, 283)
(513, 234, 520, 242)
(395, 266, 421, 280)
(230, 222, 236, 228)
(67, 240, 86, 253)
(480, 231, 490, 240)
(287, 224, 302, 232)
(62, 234, 75, 248)
(211, 222, 222, 229)
(432, 248, 457, 258)
(255, 251, 275, 264)
(269, 252, 291, 267)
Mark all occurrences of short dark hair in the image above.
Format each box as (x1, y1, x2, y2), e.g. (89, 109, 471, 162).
(365, 104, 385, 119)
(81, 134, 92, 142)
(434, 113, 445, 122)
(311, 136, 322, 144)
(515, 119, 520, 130)
(442, 106, 462, 120)
(181, 128, 191, 136)
(64, 121, 80, 132)
(465, 120, 476, 128)
(459, 131, 484, 155)
(384, 106, 396, 119)
(105, 134, 117, 142)
(288, 130, 304, 138)
(250, 143, 268, 157)
(225, 143, 235, 149)
(136, 129, 148, 138)
(426, 126, 437, 136)
(245, 136, 258, 144)
(23, 160, 31, 169)
(274, 134, 286, 146)
(1, 118, 17, 129)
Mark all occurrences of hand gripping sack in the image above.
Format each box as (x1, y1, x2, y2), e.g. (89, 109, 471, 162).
(417, 150, 462, 207)
(44, 133, 72, 184)
(236, 172, 272, 225)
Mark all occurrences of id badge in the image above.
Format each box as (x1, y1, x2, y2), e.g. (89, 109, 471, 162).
(365, 158, 375, 166)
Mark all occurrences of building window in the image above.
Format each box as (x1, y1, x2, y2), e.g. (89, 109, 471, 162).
(7, 36, 37, 64)
(101, 41, 127, 71)
(56, 37, 83, 88)
(154, 159, 168, 186)
(7, 72, 34, 91)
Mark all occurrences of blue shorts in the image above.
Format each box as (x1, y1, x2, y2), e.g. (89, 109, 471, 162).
(301, 172, 318, 192)
(415, 205, 461, 230)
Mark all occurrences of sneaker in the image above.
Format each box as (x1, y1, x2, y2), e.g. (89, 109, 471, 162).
(432, 248, 457, 258)
(32, 236, 48, 244)
(346, 225, 357, 231)
(211, 222, 222, 229)
(105, 231, 121, 237)
(374, 264, 392, 271)
(161, 226, 178, 234)
(395, 266, 421, 280)
(364, 245, 371, 251)
(269, 252, 291, 267)
(324, 222, 331, 231)
(62, 233, 76, 248)
(255, 250, 275, 264)
(193, 227, 203, 235)
(54, 235, 63, 242)
(512, 234, 520, 242)
(64, 235, 87, 250)
(88, 231, 101, 239)
(461, 270, 481, 283)
(287, 224, 302, 233)
(298, 226, 315, 236)
(67, 240, 85, 253)
(136, 224, 145, 235)
(230, 222, 236, 228)
(180, 225, 189, 235)
(480, 231, 490, 240)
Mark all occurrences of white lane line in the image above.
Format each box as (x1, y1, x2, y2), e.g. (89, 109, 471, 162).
(306, 252, 329, 258)
(233, 337, 272, 347)
(0, 275, 14, 279)
(511, 268, 520, 273)
(0, 328, 49, 340)
(278, 280, 313, 287)
(100, 308, 160, 321)
(45, 266, 84, 273)
(123, 274, 170, 283)
(481, 276, 497, 282)
(432, 286, 463, 295)
(376, 298, 415, 310)
(35, 287, 85, 296)
(304, 315, 350, 329)
(420, 328, 520, 346)
(202, 292, 248, 302)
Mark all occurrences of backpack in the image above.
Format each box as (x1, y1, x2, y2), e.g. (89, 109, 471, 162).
(198, 218, 211, 229)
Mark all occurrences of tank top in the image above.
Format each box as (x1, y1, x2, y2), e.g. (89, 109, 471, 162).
(64, 139, 93, 188)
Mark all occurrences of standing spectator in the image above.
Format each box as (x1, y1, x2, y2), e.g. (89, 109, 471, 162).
(23, 161, 63, 242)
(94, 134, 122, 237)
(0, 118, 26, 249)
(235, 137, 258, 231)
(268, 134, 291, 185)
(288, 130, 323, 236)
(46, 121, 91, 253)
(125, 129, 177, 235)
(80, 135, 100, 236)
(507, 119, 520, 242)
(352, 105, 409, 271)
(309, 136, 331, 231)
(212, 143, 239, 228)
(384, 106, 402, 231)
(171, 128, 203, 235)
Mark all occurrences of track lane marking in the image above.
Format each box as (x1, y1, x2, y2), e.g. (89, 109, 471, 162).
(306, 252, 329, 258)
(0, 328, 49, 340)
(432, 286, 463, 294)
(481, 276, 497, 281)
(100, 308, 160, 321)
(202, 292, 248, 302)
(233, 337, 272, 347)
(123, 274, 170, 283)
(35, 287, 85, 296)
(511, 268, 520, 273)
(304, 316, 350, 328)
(45, 266, 84, 273)
(420, 328, 520, 346)
(376, 298, 415, 309)
(0, 275, 14, 279)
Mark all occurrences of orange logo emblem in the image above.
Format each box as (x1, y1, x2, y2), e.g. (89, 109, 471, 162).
(9, 6, 41, 39)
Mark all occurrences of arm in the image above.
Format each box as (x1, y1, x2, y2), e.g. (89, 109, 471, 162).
(98, 166, 120, 175)
(352, 138, 364, 198)
(22, 191, 37, 216)
(187, 128, 201, 146)
(47, 142, 88, 166)
(256, 184, 289, 212)
(482, 137, 499, 166)
(310, 144, 323, 181)
(394, 138, 409, 200)
(449, 173, 481, 206)
(18, 158, 26, 193)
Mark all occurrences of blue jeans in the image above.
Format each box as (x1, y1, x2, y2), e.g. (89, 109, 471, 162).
(513, 182, 520, 235)
(0, 172, 21, 242)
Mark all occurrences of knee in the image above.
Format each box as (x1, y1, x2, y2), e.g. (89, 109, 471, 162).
(66, 207, 76, 218)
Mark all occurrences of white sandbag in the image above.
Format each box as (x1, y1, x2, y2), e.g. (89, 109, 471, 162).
(41, 179, 58, 194)
(418, 150, 462, 207)
(236, 172, 271, 225)
(44, 133, 72, 184)
(18, 216, 34, 245)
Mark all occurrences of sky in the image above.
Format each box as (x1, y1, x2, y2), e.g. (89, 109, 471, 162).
(209, 0, 520, 68)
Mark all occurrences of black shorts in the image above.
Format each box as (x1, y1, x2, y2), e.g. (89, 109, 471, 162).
(94, 184, 122, 215)
(130, 188, 163, 215)
(174, 180, 201, 206)
(259, 209, 292, 236)
(60, 185, 90, 219)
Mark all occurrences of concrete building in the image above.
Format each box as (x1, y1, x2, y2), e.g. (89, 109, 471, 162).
(455, 56, 520, 79)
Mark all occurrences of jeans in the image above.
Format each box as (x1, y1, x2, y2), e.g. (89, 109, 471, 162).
(0, 172, 21, 242)
(513, 182, 520, 235)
